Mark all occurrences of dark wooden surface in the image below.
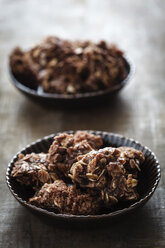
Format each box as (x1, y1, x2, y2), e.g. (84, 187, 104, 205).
(0, 0, 165, 247)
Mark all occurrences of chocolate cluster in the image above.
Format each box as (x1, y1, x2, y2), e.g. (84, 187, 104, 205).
(11, 131, 144, 215)
(10, 37, 128, 94)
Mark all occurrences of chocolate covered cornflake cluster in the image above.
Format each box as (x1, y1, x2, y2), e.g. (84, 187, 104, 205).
(10, 36, 128, 94)
(29, 180, 100, 215)
(70, 147, 144, 207)
(11, 153, 51, 190)
(47, 131, 102, 177)
(11, 131, 145, 215)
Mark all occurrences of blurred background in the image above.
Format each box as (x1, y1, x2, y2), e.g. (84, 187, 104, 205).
(0, 0, 165, 247)
(1, 0, 165, 155)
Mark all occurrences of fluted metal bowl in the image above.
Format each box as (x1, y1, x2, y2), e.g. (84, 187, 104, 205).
(9, 57, 134, 106)
(6, 131, 160, 222)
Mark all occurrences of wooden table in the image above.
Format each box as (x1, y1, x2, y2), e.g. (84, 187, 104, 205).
(0, 0, 165, 247)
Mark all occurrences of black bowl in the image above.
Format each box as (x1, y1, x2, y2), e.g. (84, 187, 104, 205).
(9, 57, 134, 107)
(6, 131, 160, 223)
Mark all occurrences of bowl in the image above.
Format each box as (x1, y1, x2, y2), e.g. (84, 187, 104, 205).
(9, 57, 134, 106)
(6, 131, 160, 223)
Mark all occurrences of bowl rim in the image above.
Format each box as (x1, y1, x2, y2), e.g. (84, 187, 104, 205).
(6, 131, 161, 220)
(8, 56, 135, 100)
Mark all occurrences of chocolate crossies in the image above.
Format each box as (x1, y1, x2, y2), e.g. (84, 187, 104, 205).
(69, 147, 145, 206)
(47, 131, 103, 177)
(29, 180, 101, 215)
(11, 131, 145, 215)
(10, 36, 128, 94)
(11, 153, 51, 190)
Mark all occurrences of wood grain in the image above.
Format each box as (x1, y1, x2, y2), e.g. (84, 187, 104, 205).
(0, 0, 165, 247)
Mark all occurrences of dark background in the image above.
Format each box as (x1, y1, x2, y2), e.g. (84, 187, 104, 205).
(0, 0, 165, 247)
